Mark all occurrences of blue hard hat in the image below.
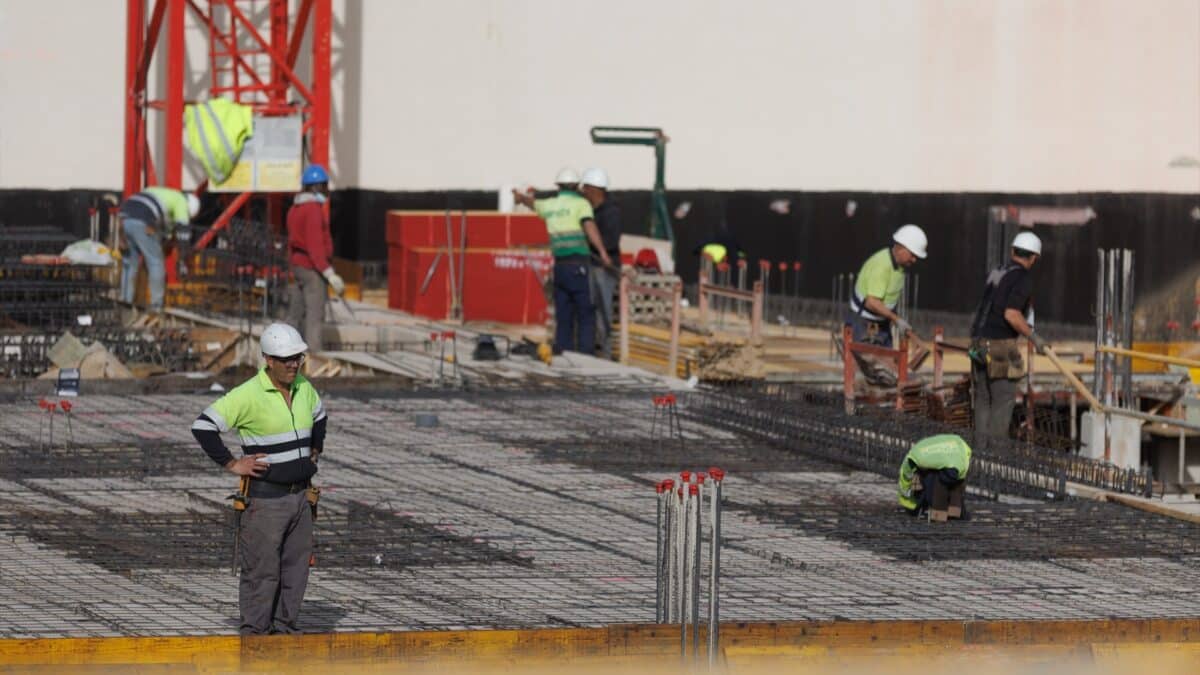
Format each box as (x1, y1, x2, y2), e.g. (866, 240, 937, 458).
(301, 164, 329, 186)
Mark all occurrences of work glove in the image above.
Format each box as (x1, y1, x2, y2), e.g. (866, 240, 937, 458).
(321, 267, 346, 295)
(1030, 332, 1049, 355)
(895, 317, 913, 335)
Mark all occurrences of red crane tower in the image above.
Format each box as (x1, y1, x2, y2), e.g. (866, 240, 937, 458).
(124, 0, 332, 251)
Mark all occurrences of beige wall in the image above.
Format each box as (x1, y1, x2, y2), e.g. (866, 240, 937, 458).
(2, 0, 1198, 192)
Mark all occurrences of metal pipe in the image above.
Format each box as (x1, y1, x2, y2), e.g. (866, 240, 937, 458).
(707, 468, 724, 668)
(444, 209, 457, 321)
(655, 483, 665, 623)
(1094, 249, 1104, 399)
(678, 480, 689, 658)
(1179, 428, 1186, 487)
(690, 482, 701, 661)
(1121, 250, 1134, 407)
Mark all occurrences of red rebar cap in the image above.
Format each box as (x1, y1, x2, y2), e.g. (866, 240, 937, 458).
(689, 484, 699, 495)
(662, 479, 675, 491)
(429, 332, 439, 341)
(736, 259, 747, 268)
(1192, 320, 1200, 331)
(663, 394, 676, 405)
(680, 470, 691, 483)
(793, 262, 802, 271)
(709, 467, 726, 481)
(716, 263, 730, 272)
(1167, 321, 1181, 331)
(656, 481, 666, 494)
(677, 487, 684, 497)
(777, 262, 787, 271)
(758, 259, 770, 269)
(87, 207, 97, 215)
(696, 473, 707, 485)
(442, 331, 456, 339)
(59, 400, 72, 412)
(38, 398, 55, 411)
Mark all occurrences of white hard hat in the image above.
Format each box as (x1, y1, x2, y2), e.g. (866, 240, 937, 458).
(260, 322, 308, 358)
(186, 193, 201, 219)
(892, 224, 928, 259)
(1012, 231, 1042, 255)
(555, 167, 580, 185)
(580, 167, 609, 189)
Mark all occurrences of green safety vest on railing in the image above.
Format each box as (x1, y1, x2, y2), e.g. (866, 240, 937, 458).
(184, 99, 254, 184)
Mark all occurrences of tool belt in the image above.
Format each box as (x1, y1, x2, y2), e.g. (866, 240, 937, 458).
(970, 337, 1025, 380)
(247, 478, 311, 498)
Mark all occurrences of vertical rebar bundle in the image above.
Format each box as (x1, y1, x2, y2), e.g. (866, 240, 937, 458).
(656, 467, 724, 668)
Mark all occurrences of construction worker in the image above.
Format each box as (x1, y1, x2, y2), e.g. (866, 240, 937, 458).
(117, 187, 200, 312)
(286, 164, 343, 351)
(512, 169, 612, 354)
(969, 230, 1047, 442)
(897, 433, 971, 519)
(846, 224, 927, 347)
(580, 167, 622, 357)
(693, 235, 745, 266)
(190, 322, 325, 635)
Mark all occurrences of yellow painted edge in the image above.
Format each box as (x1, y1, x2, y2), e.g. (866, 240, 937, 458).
(5, 619, 1200, 666)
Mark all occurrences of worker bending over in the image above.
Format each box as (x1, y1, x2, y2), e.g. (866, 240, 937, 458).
(286, 164, 343, 351)
(846, 224, 927, 347)
(513, 169, 612, 355)
(191, 323, 325, 635)
(897, 433, 971, 521)
(118, 186, 200, 312)
(969, 230, 1047, 442)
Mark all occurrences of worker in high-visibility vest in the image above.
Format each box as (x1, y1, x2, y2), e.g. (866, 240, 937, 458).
(191, 322, 325, 635)
(117, 187, 200, 311)
(897, 433, 971, 519)
(846, 224, 927, 347)
(512, 168, 612, 355)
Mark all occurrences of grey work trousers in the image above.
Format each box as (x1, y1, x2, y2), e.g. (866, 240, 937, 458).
(972, 363, 1018, 444)
(239, 491, 313, 635)
(590, 265, 618, 358)
(286, 266, 326, 351)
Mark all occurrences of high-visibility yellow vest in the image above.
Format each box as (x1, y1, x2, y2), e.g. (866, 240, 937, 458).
(184, 99, 254, 184)
(701, 243, 727, 264)
(897, 434, 972, 510)
(533, 190, 594, 258)
(193, 368, 324, 485)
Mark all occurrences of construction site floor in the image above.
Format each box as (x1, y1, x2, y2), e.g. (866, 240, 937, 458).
(0, 389, 1198, 638)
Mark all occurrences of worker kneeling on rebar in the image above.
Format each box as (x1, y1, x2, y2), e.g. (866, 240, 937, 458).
(897, 433, 971, 521)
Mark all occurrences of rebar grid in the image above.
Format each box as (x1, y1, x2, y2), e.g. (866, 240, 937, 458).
(0, 387, 1197, 638)
(684, 383, 1153, 499)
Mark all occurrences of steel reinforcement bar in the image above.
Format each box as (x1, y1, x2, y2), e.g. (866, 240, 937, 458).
(682, 383, 1153, 500)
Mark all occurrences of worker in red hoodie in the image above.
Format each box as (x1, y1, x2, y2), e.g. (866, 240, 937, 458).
(285, 164, 343, 350)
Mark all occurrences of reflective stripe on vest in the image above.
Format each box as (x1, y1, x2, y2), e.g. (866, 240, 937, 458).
(849, 291, 891, 322)
(262, 447, 311, 464)
(185, 99, 253, 185)
(127, 193, 166, 226)
(190, 102, 238, 184)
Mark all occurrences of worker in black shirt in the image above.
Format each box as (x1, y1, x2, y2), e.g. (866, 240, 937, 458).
(580, 168, 622, 357)
(968, 230, 1049, 442)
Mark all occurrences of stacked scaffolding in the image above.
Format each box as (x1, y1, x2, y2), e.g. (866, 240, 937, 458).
(0, 226, 117, 331)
